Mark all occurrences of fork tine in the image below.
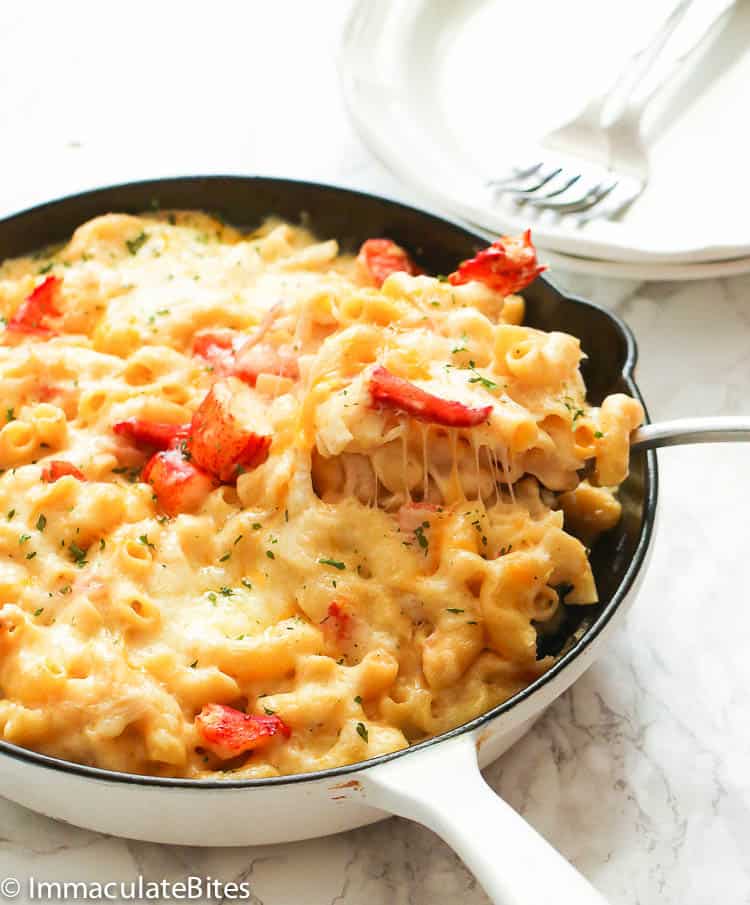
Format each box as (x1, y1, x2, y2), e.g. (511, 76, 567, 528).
(575, 181, 641, 224)
(529, 177, 619, 213)
(527, 172, 582, 200)
(486, 162, 543, 187)
(493, 167, 564, 198)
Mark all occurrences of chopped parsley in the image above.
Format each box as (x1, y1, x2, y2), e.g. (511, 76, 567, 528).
(69, 543, 88, 566)
(33, 607, 44, 617)
(466, 360, 497, 391)
(38, 262, 54, 275)
(252, 522, 262, 530)
(413, 525, 429, 552)
(233, 535, 243, 545)
(35, 514, 46, 532)
(18, 534, 31, 545)
(356, 722, 369, 743)
(100, 538, 106, 551)
(219, 552, 231, 562)
(594, 430, 604, 439)
(125, 231, 149, 255)
(190, 659, 198, 669)
(6, 407, 14, 422)
(318, 557, 345, 570)
(59, 585, 72, 595)
(562, 396, 585, 423)
(26, 551, 37, 560)
(241, 578, 253, 590)
(471, 518, 488, 546)
(497, 544, 512, 557)
(6, 509, 15, 521)
(266, 550, 275, 560)
(263, 705, 276, 716)
(354, 695, 362, 705)
(138, 534, 155, 549)
(218, 586, 234, 597)
(446, 607, 465, 614)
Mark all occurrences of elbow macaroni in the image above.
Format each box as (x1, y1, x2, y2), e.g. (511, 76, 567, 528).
(0, 212, 643, 778)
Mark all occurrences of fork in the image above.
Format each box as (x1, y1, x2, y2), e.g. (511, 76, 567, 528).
(489, 0, 733, 218)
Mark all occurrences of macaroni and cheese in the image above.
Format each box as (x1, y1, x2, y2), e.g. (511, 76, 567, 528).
(0, 212, 643, 777)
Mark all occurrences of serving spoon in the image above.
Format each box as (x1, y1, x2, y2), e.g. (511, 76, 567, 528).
(579, 416, 750, 480)
(630, 416, 750, 451)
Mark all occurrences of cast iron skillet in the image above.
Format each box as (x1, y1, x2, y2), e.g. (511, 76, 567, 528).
(0, 177, 657, 902)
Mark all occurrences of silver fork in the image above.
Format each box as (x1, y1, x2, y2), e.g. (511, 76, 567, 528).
(489, 0, 732, 218)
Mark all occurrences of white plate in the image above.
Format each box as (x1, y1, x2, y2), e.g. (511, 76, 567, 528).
(340, 0, 750, 264)
(538, 246, 750, 279)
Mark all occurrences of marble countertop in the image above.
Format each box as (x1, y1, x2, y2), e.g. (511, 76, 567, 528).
(1, 3, 748, 903)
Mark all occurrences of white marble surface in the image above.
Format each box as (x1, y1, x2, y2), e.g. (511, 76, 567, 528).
(1, 3, 749, 903)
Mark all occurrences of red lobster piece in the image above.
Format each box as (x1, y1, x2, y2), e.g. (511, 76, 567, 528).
(448, 230, 544, 295)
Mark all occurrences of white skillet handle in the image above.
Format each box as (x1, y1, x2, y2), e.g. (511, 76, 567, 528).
(360, 733, 608, 905)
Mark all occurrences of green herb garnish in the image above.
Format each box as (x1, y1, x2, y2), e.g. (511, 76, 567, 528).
(466, 360, 497, 391)
(69, 543, 88, 566)
(126, 231, 149, 255)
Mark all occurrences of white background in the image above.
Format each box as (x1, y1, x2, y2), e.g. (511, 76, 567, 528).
(1, 2, 749, 904)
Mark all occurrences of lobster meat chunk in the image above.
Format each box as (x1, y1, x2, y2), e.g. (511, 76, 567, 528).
(321, 601, 353, 643)
(188, 378, 271, 482)
(370, 366, 492, 428)
(41, 460, 85, 482)
(192, 329, 238, 375)
(398, 501, 440, 535)
(113, 418, 190, 451)
(192, 321, 299, 388)
(233, 342, 299, 386)
(142, 447, 215, 517)
(448, 230, 544, 295)
(6, 276, 62, 336)
(196, 703, 291, 759)
(357, 238, 420, 288)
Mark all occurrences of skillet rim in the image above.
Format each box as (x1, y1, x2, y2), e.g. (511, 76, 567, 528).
(0, 175, 658, 788)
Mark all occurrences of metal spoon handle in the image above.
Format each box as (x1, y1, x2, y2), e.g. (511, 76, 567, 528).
(631, 416, 750, 451)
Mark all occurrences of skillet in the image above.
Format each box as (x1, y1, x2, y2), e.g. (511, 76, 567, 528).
(0, 176, 657, 905)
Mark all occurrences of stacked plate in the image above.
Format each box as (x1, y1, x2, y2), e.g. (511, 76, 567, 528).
(340, 0, 750, 279)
